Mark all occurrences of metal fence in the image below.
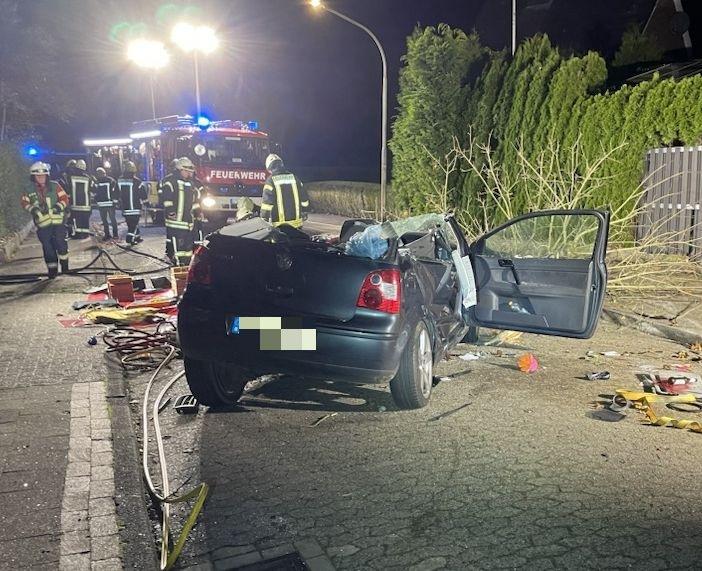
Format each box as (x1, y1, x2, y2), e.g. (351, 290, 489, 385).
(638, 145, 702, 258)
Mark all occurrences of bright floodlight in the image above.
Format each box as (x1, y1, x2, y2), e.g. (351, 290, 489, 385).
(127, 39, 170, 70)
(310, 0, 323, 8)
(171, 23, 219, 54)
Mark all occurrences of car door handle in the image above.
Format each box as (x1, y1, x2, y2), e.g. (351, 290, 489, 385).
(497, 258, 521, 285)
(265, 285, 294, 297)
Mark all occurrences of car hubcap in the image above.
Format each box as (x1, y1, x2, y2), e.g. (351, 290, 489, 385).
(418, 328, 432, 398)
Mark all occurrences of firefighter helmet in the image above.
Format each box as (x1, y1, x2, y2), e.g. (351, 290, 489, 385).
(265, 153, 283, 171)
(75, 159, 87, 171)
(176, 157, 196, 173)
(96, 167, 106, 176)
(30, 162, 50, 175)
(236, 197, 255, 221)
(66, 159, 76, 168)
(123, 161, 137, 174)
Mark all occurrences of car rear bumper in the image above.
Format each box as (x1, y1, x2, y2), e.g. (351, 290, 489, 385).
(178, 305, 408, 384)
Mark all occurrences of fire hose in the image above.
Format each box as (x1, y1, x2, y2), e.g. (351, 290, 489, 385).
(104, 325, 209, 570)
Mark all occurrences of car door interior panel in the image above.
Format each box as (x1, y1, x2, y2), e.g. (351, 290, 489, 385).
(469, 210, 609, 339)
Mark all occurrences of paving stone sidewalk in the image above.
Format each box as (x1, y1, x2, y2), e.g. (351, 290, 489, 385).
(0, 228, 136, 570)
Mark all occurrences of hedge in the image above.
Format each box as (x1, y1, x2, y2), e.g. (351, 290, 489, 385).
(390, 28, 702, 228)
(0, 144, 30, 237)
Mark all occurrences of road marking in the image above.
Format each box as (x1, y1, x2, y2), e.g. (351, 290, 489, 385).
(59, 382, 122, 570)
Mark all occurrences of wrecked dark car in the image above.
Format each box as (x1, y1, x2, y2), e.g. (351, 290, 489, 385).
(178, 210, 609, 409)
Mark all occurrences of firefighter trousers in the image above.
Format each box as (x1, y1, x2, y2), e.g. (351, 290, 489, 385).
(38, 224, 68, 275)
(166, 226, 195, 266)
(71, 209, 92, 238)
(124, 214, 142, 245)
(99, 206, 119, 239)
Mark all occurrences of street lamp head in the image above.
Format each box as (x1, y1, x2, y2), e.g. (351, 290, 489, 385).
(309, 0, 324, 8)
(171, 22, 219, 54)
(127, 39, 170, 70)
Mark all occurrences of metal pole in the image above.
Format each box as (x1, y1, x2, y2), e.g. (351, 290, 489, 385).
(512, 0, 517, 55)
(325, 7, 388, 221)
(149, 74, 157, 121)
(194, 51, 202, 118)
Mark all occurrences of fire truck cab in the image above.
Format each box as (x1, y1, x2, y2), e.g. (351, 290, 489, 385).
(131, 115, 272, 226)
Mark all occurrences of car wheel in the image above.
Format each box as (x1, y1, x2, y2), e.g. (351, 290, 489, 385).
(184, 357, 248, 407)
(390, 321, 433, 410)
(462, 326, 480, 343)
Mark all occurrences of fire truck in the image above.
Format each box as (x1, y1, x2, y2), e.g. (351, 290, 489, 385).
(84, 115, 274, 226)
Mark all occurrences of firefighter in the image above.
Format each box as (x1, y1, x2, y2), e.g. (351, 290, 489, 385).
(117, 161, 147, 245)
(60, 159, 77, 238)
(260, 154, 309, 228)
(20, 162, 69, 279)
(64, 159, 95, 238)
(235, 196, 257, 222)
(94, 167, 119, 241)
(159, 157, 204, 265)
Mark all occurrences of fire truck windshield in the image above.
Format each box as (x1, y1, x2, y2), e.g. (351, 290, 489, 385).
(191, 135, 269, 167)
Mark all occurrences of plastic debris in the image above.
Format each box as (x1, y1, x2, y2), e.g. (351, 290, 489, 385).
(589, 409, 626, 422)
(601, 351, 620, 357)
(690, 342, 702, 353)
(86, 335, 98, 346)
(377, 406, 387, 413)
(586, 371, 611, 381)
(345, 225, 388, 259)
(517, 353, 539, 373)
(483, 330, 523, 347)
(311, 412, 338, 426)
(459, 352, 484, 361)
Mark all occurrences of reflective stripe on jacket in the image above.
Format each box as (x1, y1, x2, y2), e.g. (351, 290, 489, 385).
(20, 181, 69, 228)
(260, 170, 309, 228)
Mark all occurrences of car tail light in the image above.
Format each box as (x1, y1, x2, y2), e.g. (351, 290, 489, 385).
(187, 245, 212, 285)
(356, 269, 401, 314)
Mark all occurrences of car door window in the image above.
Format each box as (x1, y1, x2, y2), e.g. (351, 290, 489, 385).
(483, 214, 599, 260)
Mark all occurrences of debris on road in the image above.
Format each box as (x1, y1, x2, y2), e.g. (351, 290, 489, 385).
(429, 402, 472, 422)
(586, 371, 611, 381)
(311, 412, 338, 426)
(589, 409, 626, 422)
(482, 330, 524, 347)
(459, 352, 485, 361)
(517, 353, 539, 373)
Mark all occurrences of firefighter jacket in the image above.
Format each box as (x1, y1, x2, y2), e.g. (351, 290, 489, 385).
(20, 181, 69, 228)
(64, 171, 95, 212)
(118, 176, 147, 216)
(159, 174, 204, 231)
(260, 168, 310, 228)
(94, 175, 119, 207)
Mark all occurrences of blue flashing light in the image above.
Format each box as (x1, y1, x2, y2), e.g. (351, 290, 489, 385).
(26, 146, 39, 157)
(247, 121, 259, 131)
(196, 115, 211, 129)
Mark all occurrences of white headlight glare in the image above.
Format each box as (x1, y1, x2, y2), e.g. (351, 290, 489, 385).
(194, 144, 207, 157)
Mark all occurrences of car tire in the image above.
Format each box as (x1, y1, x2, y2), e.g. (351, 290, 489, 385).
(462, 326, 480, 344)
(390, 321, 433, 410)
(184, 357, 248, 407)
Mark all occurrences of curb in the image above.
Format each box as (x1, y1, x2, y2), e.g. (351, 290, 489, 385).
(0, 220, 34, 264)
(105, 357, 159, 569)
(602, 307, 702, 347)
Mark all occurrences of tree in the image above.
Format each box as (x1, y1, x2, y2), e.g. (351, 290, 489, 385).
(612, 24, 664, 68)
(389, 24, 485, 213)
(0, 0, 73, 141)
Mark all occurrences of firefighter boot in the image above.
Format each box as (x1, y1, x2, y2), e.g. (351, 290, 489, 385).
(60, 259, 69, 274)
(48, 266, 58, 279)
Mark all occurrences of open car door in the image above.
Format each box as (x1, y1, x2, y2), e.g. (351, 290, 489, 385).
(468, 210, 609, 339)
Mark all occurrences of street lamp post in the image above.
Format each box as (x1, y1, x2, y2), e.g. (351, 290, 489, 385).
(171, 23, 219, 119)
(126, 39, 170, 120)
(309, 0, 388, 221)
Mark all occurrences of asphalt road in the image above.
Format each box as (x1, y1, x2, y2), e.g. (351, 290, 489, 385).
(2, 213, 702, 570)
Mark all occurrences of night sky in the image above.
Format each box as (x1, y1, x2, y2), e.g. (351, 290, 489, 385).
(24, 0, 700, 181)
